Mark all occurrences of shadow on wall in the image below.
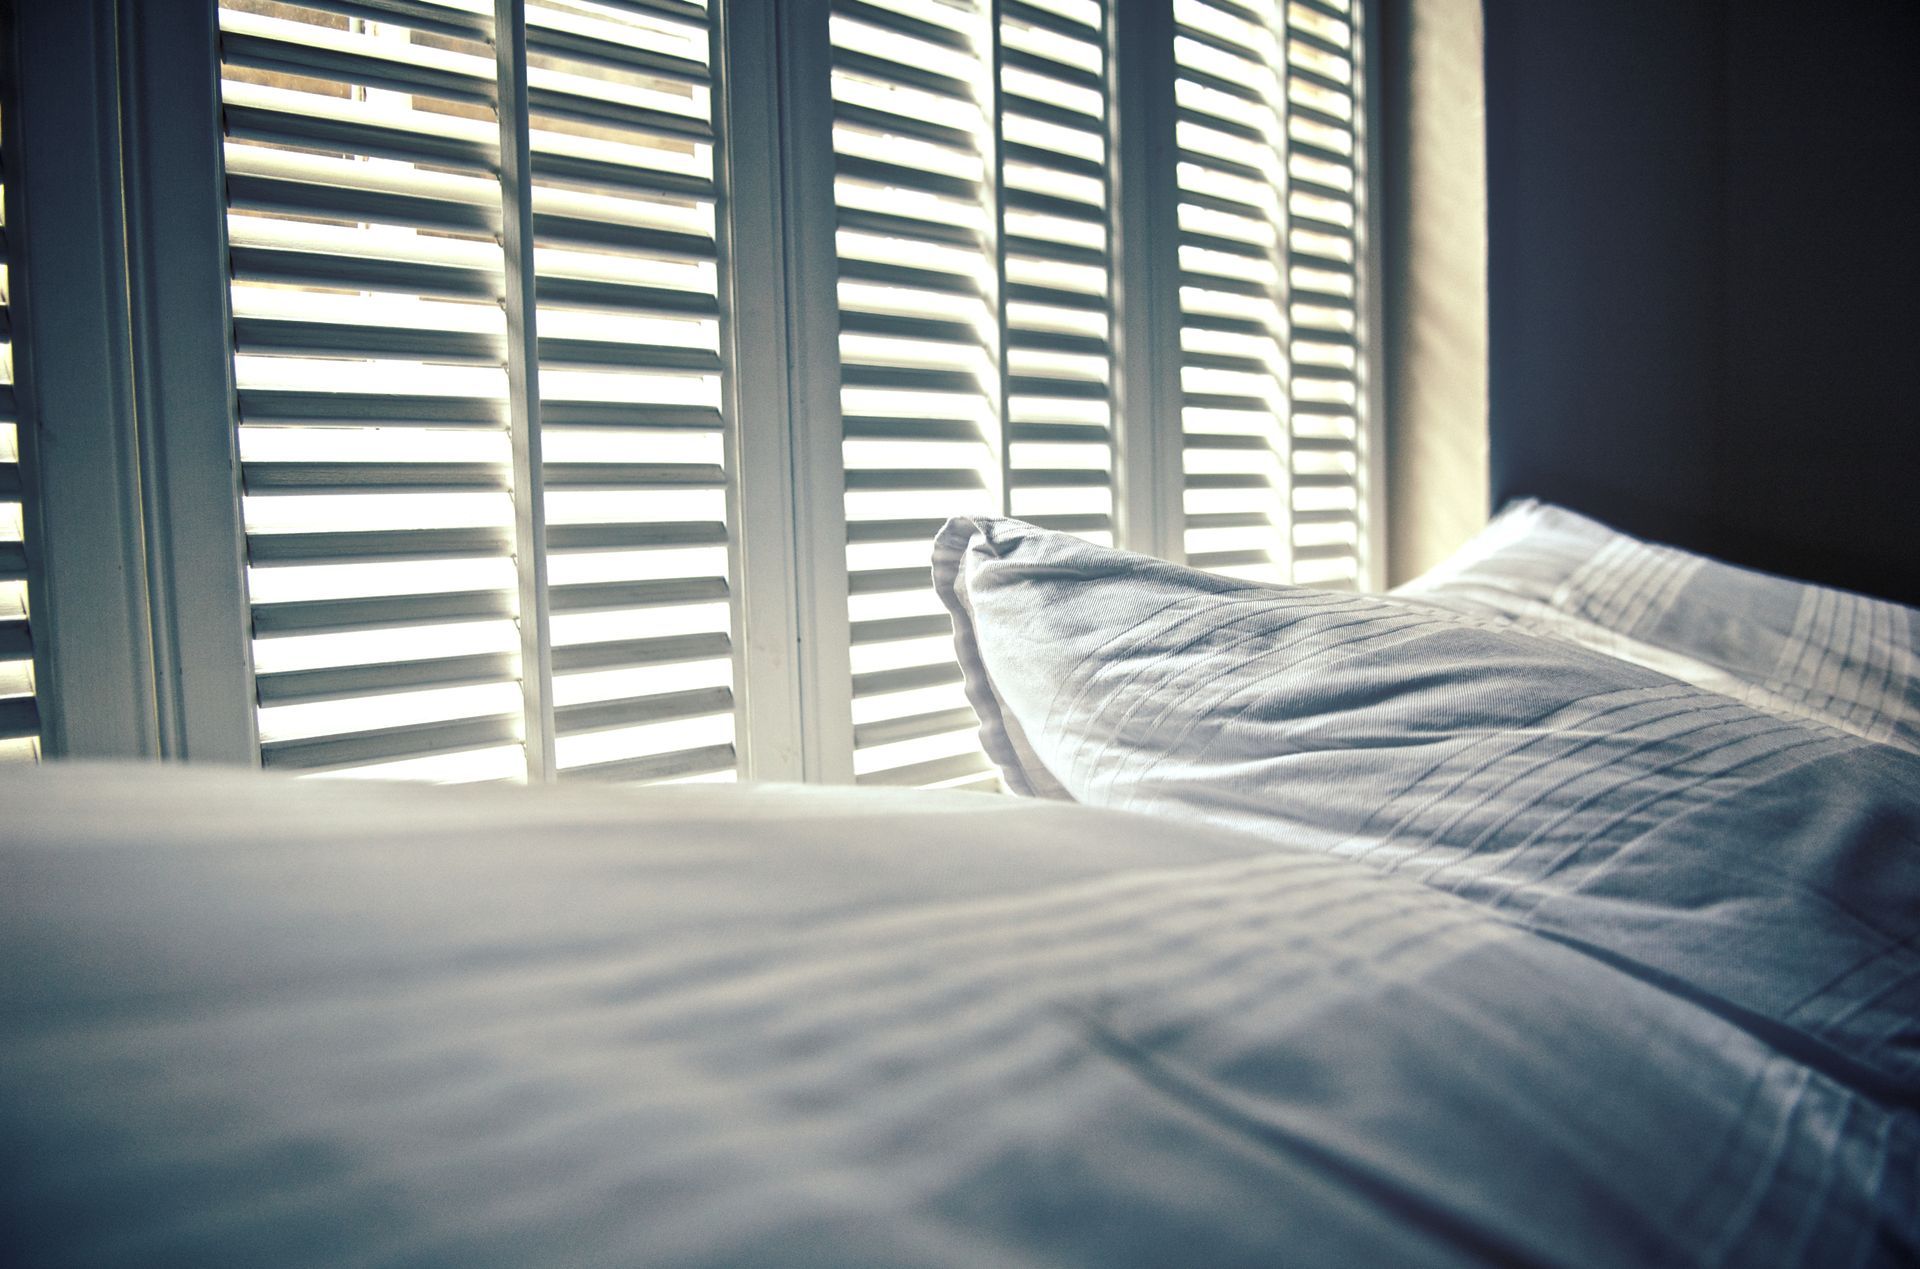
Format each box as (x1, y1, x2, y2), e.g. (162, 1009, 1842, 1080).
(1482, 0, 1920, 606)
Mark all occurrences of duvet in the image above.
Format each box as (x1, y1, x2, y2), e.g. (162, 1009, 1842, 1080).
(4, 762, 1916, 1267)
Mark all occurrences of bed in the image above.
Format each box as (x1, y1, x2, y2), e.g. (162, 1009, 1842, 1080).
(4, 504, 1917, 1266)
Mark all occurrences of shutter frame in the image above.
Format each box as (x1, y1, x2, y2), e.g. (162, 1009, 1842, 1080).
(1113, 0, 1186, 563)
(9, 0, 161, 757)
(778, 0, 859, 783)
(120, 0, 259, 762)
(492, 0, 555, 781)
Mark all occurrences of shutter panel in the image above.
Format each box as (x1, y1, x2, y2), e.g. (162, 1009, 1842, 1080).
(202, 0, 1371, 787)
(831, 0, 1115, 791)
(832, 0, 1001, 790)
(1278, 0, 1368, 585)
(222, 0, 526, 782)
(524, 1, 738, 784)
(1173, 0, 1369, 585)
(0, 60, 39, 762)
(219, 0, 738, 783)
(1000, 0, 1117, 541)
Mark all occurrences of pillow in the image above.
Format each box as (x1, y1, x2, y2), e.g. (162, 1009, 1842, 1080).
(1395, 500, 1920, 754)
(933, 516, 1920, 1102)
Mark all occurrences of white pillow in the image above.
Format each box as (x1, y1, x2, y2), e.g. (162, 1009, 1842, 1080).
(1396, 500, 1920, 753)
(932, 515, 1920, 1100)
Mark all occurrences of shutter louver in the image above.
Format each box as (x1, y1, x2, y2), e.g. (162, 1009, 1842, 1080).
(222, 0, 526, 782)
(219, 0, 738, 783)
(832, 0, 1001, 790)
(1000, 0, 1116, 543)
(524, 0, 738, 784)
(7, 0, 1383, 781)
(1173, 0, 1368, 585)
(0, 80, 38, 762)
(832, 0, 1115, 791)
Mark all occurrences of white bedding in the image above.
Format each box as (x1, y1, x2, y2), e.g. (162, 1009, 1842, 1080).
(932, 516, 1920, 1099)
(4, 764, 1915, 1266)
(6, 511, 1919, 1265)
(1393, 500, 1920, 753)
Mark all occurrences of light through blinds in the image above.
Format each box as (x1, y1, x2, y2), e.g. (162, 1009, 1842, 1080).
(0, 80, 38, 762)
(195, 0, 1369, 789)
(999, 0, 1117, 551)
(1173, 0, 1368, 585)
(524, 2, 737, 785)
(219, 0, 736, 784)
(831, 0, 1115, 791)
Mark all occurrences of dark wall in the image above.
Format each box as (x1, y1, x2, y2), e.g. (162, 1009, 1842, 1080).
(1719, 1, 1920, 605)
(1483, 0, 1920, 605)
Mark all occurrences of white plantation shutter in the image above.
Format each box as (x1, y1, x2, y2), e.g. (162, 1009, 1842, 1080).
(830, 0, 1000, 790)
(522, 2, 738, 784)
(1172, 0, 1371, 585)
(998, 0, 1117, 545)
(219, 0, 738, 783)
(223, 0, 527, 781)
(830, 0, 1117, 790)
(4, 0, 1380, 782)
(0, 56, 36, 762)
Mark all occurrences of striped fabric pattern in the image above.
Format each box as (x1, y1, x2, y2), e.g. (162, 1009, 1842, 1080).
(3, 764, 1916, 1265)
(933, 516, 1920, 1099)
(1394, 500, 1920, 755)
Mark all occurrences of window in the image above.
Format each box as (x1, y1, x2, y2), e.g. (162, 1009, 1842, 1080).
(221, 0, 740, 784)
(4, 0, 1379, 784)
(1173, 0, 1371, 585)
(831, 0, 1121, 789)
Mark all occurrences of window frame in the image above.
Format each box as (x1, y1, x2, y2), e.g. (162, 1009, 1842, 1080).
(8, 0, 1385, 776)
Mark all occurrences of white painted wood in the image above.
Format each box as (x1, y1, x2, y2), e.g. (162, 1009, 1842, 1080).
(718, 0, 809, 781)
(494, 0, 556, 781)
(3, 0, 1391, 774)
(1112, 0, 1185, 563)
(117, 0, 259, 762)
(772, 0, 855, 784)
(11, 0, 160, 757)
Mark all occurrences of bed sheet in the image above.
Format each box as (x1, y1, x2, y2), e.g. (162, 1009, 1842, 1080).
(4, 765, 1915, 1267)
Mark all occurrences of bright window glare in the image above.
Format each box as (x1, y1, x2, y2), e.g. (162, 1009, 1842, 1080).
(188, 0, 1370, 785)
